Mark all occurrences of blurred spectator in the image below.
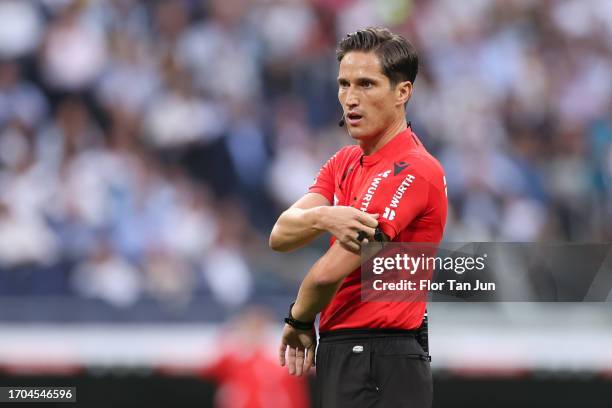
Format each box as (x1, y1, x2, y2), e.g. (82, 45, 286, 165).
(176, 0, 260, 102)
(71, 238, 141, 307)
(0, 123, 58, 266)
(144, 60, 225, 147)
(201, 203, 255, 310)
(96, 30, 158, 117)
(267, 97, 322, 207)
(0, 61, 48, 128)
(142, 247, 194, 308)
(199, 307, 310, 408)
(40, 1, 107, 91)
(0, 1, 42, 59)
(201, 245, 253, 310)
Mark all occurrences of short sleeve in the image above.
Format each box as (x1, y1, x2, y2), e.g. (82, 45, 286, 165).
(364, 171, 429, 240)
(308, 152, 338, 203)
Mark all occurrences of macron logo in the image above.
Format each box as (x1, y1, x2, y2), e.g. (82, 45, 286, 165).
(393, 161, 410, 176)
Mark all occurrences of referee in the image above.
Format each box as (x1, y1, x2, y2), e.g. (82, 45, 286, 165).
(270, 27, 447, 407)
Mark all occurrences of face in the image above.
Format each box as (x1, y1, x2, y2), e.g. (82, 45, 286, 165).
(338, 51, 410, 142)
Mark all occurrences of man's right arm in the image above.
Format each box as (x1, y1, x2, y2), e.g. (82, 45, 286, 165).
(269, 193, 378, 253)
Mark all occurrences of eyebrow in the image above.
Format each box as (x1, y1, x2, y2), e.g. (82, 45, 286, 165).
(337, 76, 379, 84)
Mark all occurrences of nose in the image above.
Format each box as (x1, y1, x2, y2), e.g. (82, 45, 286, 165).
(345, 87, 359, 109)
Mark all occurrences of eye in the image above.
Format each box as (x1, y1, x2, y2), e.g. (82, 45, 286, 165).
(361, 80, 373, 88)
(338, 80, 349, 89)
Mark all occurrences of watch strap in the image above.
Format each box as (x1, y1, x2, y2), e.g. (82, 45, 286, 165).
(284, 302, 314, 331)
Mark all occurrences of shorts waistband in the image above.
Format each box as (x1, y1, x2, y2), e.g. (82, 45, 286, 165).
(319, 328, 418, 342)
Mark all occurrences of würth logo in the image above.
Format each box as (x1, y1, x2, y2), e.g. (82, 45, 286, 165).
(359, 170, 391, 212)
(383, 207, 396, 220)
(394, 161, 410, 176)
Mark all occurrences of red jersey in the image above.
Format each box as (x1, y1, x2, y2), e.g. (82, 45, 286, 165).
(309, 127, 447, 332)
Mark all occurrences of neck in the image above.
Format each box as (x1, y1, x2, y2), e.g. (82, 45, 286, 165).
(359, 116, 407, 155)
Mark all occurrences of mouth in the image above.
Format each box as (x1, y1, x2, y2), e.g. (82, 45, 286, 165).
(346, 112, 363, 126)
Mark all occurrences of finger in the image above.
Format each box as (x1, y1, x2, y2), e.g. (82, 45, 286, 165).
(344, 240, 361, 254)
(287, 346, 296, 375)
(361, 226, 376, 238)
(304, 345, 316, 373)
(295, 348, 305, 376)
(279, 341, 287, 366)
(343, 234, 362, 248)
(358, 213, 379, 228)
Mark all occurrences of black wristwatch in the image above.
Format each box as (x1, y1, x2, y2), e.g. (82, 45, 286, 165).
(284, 302, 315, 331)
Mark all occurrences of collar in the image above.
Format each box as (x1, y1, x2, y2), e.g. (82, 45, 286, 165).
(359, 123, 420, 167)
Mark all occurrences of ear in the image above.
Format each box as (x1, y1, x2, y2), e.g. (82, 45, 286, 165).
(395, 80, 413, 106)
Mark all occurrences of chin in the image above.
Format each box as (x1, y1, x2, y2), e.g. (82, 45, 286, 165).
(348, 128, 372, 142)
(348, 126, 364, 137)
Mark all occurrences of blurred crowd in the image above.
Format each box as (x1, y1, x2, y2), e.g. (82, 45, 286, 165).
(0, 0, 611, 313)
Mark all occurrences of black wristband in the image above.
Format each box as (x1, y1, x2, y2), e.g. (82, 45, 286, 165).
(284, 302, 315, 331)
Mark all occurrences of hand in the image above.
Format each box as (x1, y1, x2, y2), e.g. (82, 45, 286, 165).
(319, 206, 378, 253)
(278, 324, 317, 376)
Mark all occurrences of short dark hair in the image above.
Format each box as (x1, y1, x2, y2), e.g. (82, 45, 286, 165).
(337, 27, 419, 86)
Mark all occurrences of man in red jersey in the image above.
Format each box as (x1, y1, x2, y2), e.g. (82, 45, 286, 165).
(269, 27, 447, 407)
(199, 308, 309, 408)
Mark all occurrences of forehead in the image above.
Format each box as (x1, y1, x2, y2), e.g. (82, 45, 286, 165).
(338, 51, 385, 79)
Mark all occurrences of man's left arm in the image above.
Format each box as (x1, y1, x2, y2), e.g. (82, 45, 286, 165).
(293, 241, 360, 321)
(278, 242, 361, 376)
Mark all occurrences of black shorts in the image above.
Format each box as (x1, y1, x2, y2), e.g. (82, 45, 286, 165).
(315, 329, 433, 408)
